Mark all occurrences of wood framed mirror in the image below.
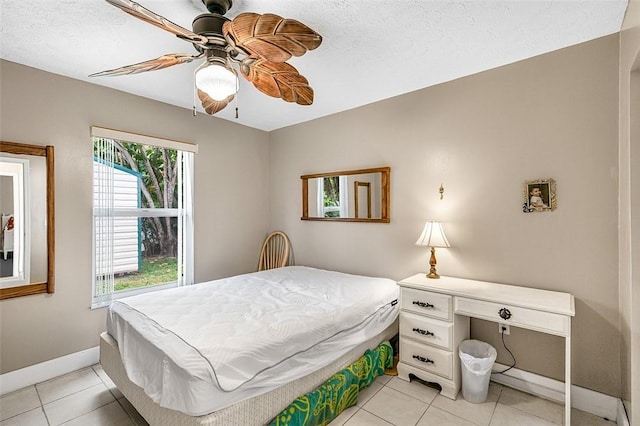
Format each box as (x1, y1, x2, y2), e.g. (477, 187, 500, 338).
(301, 167, 390, 223)
(0, 141, 55, 299)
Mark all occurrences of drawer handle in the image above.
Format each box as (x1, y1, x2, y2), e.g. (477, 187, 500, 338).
(413, 301, 434, 309)
(499, 308, 512, 320)
(413, 355, 434, 364)
(412, 327, 434, 337)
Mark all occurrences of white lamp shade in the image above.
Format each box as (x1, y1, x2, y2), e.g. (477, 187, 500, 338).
(195, 62, 238, 101)
(415, 221, 450, 248)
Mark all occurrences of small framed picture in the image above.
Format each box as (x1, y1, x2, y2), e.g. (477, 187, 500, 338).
(523, 179, 556, 213)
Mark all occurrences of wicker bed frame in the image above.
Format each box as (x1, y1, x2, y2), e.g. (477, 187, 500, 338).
(100, 320, 398, 426)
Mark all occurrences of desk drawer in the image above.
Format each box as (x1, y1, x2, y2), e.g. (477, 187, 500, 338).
(455, 297, 570, 336)
(400, 311, 453, 349)
(401, 288, 452, 321)
(400, 338, 453, 379)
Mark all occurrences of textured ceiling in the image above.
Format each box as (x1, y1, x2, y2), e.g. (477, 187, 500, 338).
(0, 0, 629, 131)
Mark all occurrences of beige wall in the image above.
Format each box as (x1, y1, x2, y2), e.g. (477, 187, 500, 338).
(26, 155, 47, 283)
(0, 176, 14, 216)
(620, 0, 640, 422)
(0, 29, 629, 404)
(0, 60, 270, 373)
(270, 35, 620, 396)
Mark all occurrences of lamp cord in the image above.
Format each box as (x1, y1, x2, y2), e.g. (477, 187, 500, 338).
(492, 328, 516, 375)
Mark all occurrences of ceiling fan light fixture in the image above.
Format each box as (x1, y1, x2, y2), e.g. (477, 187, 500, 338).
(195, 59, 238, 101)
(92, 0, 322, 115)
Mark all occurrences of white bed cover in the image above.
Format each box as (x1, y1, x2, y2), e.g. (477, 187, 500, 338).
(106, 266, 399, 416)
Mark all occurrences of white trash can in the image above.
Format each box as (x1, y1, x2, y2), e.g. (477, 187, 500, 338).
(458, 339, 497, 403)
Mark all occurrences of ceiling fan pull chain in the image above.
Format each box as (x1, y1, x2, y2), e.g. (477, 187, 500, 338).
(192, 77, 197, 117)
(235, 94, 239, 119)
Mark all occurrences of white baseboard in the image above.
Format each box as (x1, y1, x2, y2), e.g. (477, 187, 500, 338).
(0, 346, 99, 396)
(490, 362, 620, 422)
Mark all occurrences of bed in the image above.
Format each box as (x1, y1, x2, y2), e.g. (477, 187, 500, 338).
(100, 266, 399, 425)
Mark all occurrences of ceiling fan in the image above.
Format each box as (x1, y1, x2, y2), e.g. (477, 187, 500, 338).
(90, 0, 323, 116)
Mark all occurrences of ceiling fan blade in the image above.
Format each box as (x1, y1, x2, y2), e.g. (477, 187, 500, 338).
(243, 59, 313, 105)
(89, 53, 203, 77)
(224, 13, 322, 63)
(105, 0, 209, 46)
(198, 89, 233, 115)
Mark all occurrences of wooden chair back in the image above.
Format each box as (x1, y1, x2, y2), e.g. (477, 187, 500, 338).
(258, 231, 291, 271)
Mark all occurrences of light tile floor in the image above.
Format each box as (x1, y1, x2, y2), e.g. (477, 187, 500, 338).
(0, 366, 616, 426)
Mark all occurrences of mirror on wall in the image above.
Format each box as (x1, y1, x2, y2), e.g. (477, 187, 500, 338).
(0, 141, 55, 299)
(301, 167, 390, 223)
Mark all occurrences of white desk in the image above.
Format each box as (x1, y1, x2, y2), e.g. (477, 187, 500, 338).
(397, 274, 575, 425)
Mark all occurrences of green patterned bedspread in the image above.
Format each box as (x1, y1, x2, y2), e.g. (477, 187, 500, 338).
(269, 341, 393, 426)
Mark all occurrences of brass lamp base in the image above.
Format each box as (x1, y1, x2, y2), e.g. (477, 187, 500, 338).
(426, 246, 440, 279)
(427, 270, 440, 279)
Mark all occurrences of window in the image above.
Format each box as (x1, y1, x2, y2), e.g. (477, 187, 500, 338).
(91, 127, 196, 308)
(316, 176, 348, 218)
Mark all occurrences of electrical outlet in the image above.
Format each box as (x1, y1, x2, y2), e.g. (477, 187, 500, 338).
(499, 323, 510, 335)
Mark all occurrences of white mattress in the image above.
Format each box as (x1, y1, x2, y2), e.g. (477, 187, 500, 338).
(106, 266, 399, 416)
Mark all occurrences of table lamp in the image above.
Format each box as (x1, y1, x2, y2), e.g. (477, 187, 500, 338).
(415, 221, 450, 279)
